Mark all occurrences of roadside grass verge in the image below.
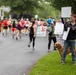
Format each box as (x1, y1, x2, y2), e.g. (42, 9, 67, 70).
(29, 51, 76, 75)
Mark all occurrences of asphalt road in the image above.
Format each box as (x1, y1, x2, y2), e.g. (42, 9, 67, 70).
(0, 33, 54, 75)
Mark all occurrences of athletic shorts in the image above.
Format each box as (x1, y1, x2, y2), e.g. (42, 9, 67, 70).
(12, 28, 16, 32)
(17, 27, 22, 30)
(24, 26, 28, 29)
(3, 26, 8, 29)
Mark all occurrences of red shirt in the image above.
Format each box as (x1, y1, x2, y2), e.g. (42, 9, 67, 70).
(0, 22, 2, 27)
(3, 20, 8, 26)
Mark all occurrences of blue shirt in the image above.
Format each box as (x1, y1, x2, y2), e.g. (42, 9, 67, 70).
(46, 18, 53, 27)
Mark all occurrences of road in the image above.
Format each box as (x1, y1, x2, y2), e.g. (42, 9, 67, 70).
(0, 33, 54, 75)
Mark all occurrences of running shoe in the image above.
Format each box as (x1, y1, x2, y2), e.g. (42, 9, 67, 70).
(28, 43, 30, 47)
(16, 37, 18, 40)
(61, 60, 65, 64)
(6, 33, 7, 35)
(12, 34, 14, 38)
(48, 49, 50, 52)
(33, 47, 35, 50)
(2, 33, 4, 36)
(19, 35, 21, 39)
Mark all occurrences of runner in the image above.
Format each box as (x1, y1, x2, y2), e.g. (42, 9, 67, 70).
(28, 20, 37, 50)
(37, 19, 41, 26)
(15, 19, 22, 40)
(25, 19, 30, 35)
(12, 19, 17, 38)
(46, 16, 53, 27)
(20, 18, 25, 29)
(0, 19, 2, 33)
(47, 22, 57, 52)
(7, 19, 12, 33)
(2, 18, 8, 35)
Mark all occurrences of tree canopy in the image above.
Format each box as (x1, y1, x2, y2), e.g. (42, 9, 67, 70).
(36, 1, 59, 19)
(0, 0, 42, 15)
(0, 0, 59, 19)
(49, 0, 76, 14)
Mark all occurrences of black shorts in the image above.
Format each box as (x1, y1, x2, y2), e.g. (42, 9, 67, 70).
(3, 26, 8, 29)
(24, 26, 28, 29)
(17, 27, 22, 31)
(16, 25, 23, 30)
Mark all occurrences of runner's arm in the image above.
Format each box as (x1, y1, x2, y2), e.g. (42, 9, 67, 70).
(28, 23, 32, 30)
(34, 25, 37, 37)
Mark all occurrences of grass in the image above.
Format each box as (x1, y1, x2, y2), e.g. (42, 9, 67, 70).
(29, 51, 76, 75)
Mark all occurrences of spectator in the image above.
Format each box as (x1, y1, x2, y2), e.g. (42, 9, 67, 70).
(47, 21, 57, 52)
(62, 14, 76, 64)
(46, 16, 53, 27)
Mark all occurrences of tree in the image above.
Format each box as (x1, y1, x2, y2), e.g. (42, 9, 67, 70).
(0, 0, 59, 19)
(0, 0, 42, 15)
(0, 0, 60, 19)
(36, 0, 59, 19)
(50, 0, 76, 14)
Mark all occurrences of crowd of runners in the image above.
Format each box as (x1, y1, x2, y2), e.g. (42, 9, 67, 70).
(0, 17, 48, 50)
(0, 18, 47, 36)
